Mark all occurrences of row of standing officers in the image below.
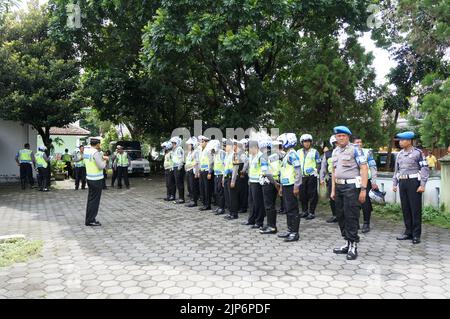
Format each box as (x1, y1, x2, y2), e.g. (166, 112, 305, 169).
(160, 127, 429, 260)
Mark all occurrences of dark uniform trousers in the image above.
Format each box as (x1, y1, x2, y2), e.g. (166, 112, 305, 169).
(165, 169, 176, 199)
(262, 183, 278, 228)
(225, 177, 240, 217)
(20, 163, 34, 188)
(85, 179, 103, 224)
(37, 167, 49, 190)
(65, 161, 73, 179)
(248, 183, 265, 226)
(335, 184, 361, 243)
(117, 166, 130, 188)
(399, 178, 422, 238)
(361, 180, 373, 223)
(111, 168, 118, 187)
(326, 178, 336, 216)
(74, 167, 87, 190)
(282, 185, 300, 233)
(186, 170, 199, 203)
(173, 166, 185, 200)
(239, 173, 249, 212)
(214, 175, 225, 209)
(300, 175, 318, 214)
(199, 171, 212, 208)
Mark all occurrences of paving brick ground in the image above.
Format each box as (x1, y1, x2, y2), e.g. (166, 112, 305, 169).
(0, 176, 449, 299)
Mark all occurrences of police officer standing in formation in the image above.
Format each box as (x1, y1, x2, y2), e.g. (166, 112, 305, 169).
(353, 135, 378, 233)
(115, 145, 131, 189)
(35, 146, 50, 192)
(15, 143, 35, 190)
(212, 140, 226, 215)
(320, 135, 338, 223)
(84, 138, 108, 227)
(162, 141, 176, 201)
(73, 144, 87, 190)
(223, 139, 238, 220)
(260, 137, 281, 234)
(393, 131, 429, 244)
(198, 136, 214, 211)
(331, 126, 368, 260)
(170, 137, 185, 204)
(61, 148, 73, 179)
(297, 134, 321, 220)
(184, 137, 200, 207)
(237, 139, 249, 214)
(242, 137, 266, 229)
(277, 133, 302, 242)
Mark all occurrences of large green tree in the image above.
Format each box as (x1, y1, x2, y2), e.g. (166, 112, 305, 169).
(0, 1, 83, 148)
(141, 0, 375, 132)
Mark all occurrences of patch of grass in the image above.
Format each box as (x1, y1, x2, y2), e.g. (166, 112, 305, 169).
(0, 238, 43, 267)
(372, 203, 450, 229)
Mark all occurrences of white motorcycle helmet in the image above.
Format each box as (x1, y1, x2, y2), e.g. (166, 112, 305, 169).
(300, 134, 313, 144)
(186, 137, 198, 149)
(369, 189, 386, 204)
(277, 133, 297, 149)
(329, 135, 337, 146)
(170, 136, 182, 147)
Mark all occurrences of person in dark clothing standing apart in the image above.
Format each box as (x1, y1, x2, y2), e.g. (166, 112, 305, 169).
(393, 131, 429, 245)
(320, 135, 338, 223)
(15, 143, 35, 190)
(62, 149, 73, 179)
(73, 145, 87, 190)
(115, 146, 131, 189)
(84, 138, 108, 226)
(331, 126, 368, 260)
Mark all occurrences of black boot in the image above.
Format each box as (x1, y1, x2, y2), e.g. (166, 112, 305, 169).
(260, 227, 277, 234)
(185, 202, 198, 207)
(284, 232, 299, 242)
(305, 213, 315, 220)
(300, 211, 309, 218)
(346, 242, 358, 260)
(333, 241, 350, 254)
(361, 223, 370, 233)
(326, 216, 338, 223)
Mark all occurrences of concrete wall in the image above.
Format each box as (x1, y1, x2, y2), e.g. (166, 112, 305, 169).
(374, 172, 441, 208)
(0, 120, 38, 183)
(37, 135, 87, 155)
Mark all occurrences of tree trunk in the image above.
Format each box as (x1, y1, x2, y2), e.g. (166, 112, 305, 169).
(386, 110, 399, 171)
(35, 126, 52, 156)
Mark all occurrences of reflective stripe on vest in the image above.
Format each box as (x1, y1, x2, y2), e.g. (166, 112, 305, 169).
(214, 152, 225, 175)
(268, 155, 280, 181)
(164, 152, 173, 170)
(200, 149, 210, 171)
(35, 151, 48, 168)
(117, 152, 129, 167)
(62, 153, 72, 162)
(224, 152, 234, 176)
(362, 148, 372, 179)
(19, 149, 32, 163)
(248, 152, 262, 183)
(83, 148, 103, 180)
(280, 150, 296, 186)
(298, 148, 318, 175)
(185, 151, 196, 171)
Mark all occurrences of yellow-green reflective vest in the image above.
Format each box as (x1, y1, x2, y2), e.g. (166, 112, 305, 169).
(171, 146, 183, 166)
(74, 151, 85, 167)
(62, 153, 72, 162)
(297, 148, 318, 175)
(35, 151, 48, 168)
(280, 150, 297, 186)
(268, 154, 280, 181)
(200, 149, 210, 171)
(362, 148, 372, 179)
(214, 152, 225, 175)
(83, 148, 104, 180)
(248, 152, 262, 183)
(18, 149, 32, 163)
(185, 151, 196, 171)
(327, 156, 333, 174)
(164, 152, 173, 170)
(117, 152, 129, 167)
(224, 152, 234, 176)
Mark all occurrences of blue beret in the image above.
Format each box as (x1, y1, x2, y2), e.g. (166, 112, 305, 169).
(396, 131, 415, 140)
(333, 126, 352, 135)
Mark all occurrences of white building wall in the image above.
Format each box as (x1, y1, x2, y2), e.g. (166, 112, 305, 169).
(0, 120, 38, 183)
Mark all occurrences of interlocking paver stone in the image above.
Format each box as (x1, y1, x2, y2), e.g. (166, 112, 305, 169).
(0, 177, 449, 299)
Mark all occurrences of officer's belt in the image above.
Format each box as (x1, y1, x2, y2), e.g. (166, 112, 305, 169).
(398, 173, 419, 180)
(335, 178, 357, 185)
